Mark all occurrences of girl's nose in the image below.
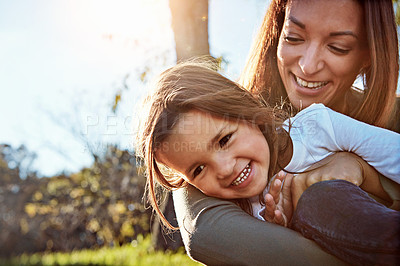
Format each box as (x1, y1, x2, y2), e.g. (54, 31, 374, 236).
(299, 44, 324, 75)
(214, 154, 235, 180)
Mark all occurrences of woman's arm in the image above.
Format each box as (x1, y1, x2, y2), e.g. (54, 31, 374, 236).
(290, 152, 392, 209)
(265, 152, 394, 224)
(173, 186, 345, 266)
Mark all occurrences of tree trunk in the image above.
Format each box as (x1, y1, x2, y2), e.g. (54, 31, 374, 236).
(150, 0, 211, 251)
(169, 0, 210, 62)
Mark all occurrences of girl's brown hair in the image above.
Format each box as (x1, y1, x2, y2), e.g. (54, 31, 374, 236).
(137, 60, 290, 229)
(240, 0, 399, 128)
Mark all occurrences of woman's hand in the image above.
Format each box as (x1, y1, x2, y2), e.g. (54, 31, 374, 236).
(264, 152, 390, 224)
(264, 171, 294, 227)
(291, 152, 366, 209)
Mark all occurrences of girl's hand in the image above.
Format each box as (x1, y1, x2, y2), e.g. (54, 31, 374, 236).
(264, 171, 294, 227)
(291, 152, 365, 209)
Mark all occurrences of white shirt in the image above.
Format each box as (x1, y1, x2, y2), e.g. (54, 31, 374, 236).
(252, 103, 400, 220)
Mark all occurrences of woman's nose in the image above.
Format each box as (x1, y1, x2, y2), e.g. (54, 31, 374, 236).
(299, 44, 324, 75)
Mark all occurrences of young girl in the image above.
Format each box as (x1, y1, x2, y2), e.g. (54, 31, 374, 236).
(137, 61, 400, 263)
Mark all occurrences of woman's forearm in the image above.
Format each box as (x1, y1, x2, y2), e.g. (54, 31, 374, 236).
(173, 186, 345, 266)
(356, 154, 392, 202)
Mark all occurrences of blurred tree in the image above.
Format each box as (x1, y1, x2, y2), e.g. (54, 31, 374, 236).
(169, 0, 209, 62)
(149, 0, 212, 252)
(395, 0, 400, 25)
(0, 144, 37, 182)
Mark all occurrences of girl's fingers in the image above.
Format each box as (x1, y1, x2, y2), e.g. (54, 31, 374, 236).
(276, 170, 286, 182)
(264, 194, 276, 221)
(273, 210, 285, 226)
(270, 179, 282, 204)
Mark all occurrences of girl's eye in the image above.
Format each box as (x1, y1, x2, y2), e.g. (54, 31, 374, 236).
(284, 36, 303, 44)
(219, 134, 232, 148)
(193, 165, 204, 178)
(328, 45, 350, 55)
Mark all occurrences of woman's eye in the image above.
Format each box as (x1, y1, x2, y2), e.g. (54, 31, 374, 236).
(219, 134, 232, 148)
(193, 165, 204, 177)
(284, 36, 303, 44)
(328, 45, 350, 55)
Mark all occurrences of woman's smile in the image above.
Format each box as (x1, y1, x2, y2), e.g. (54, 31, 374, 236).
(294, 75, 328, 90)
(291, 73, 331, 97)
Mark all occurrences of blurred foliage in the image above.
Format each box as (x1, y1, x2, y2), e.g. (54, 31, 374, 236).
(0, 143, 152, 257)
(0, 235, 200, 266)
(395, 0, 400, 25)
(0, 144, 37, 182)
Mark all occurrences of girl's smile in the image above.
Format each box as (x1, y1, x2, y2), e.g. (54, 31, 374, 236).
(156, 110, 271, 199)
(231, 163, 251, 186)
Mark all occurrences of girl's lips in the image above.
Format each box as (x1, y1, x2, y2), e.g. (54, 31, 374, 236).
(292, 73, 330, 97)
(231, 162, 254, 188)
(231, 163, 251, 186)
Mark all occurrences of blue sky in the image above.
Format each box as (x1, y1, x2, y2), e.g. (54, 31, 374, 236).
(0, 0, 268, 176)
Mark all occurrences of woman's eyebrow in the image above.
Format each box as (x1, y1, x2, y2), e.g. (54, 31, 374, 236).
(330, 31, 358, 39)
(288, 16, 305, 29)
(288, 16, 358, 39)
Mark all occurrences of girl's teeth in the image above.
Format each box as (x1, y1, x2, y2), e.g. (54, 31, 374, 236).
(295, 76, 327, 89)
(232, 164, 251, 186)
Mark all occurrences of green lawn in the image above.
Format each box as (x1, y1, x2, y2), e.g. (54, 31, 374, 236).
(0, 235, 201, 266)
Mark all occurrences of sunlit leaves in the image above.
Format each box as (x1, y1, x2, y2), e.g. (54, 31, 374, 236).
(121, 221, 135, 238)
(87, 219, 101, 233)
(32, 191, 43, 201)
(20, 218, 29, 235)
(25, 204, 37, 218)
(47, 178, 71, 196)
(70, 188, 85, 199)
(112, 92, 122, 113)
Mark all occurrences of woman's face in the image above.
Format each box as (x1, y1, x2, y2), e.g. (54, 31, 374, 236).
(277, 0, 370, 110)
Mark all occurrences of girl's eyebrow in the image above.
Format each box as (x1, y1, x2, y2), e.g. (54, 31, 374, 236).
(207, 125, 226, 150)
(185, 125, 227, 177)
(288, 15, 358, 39)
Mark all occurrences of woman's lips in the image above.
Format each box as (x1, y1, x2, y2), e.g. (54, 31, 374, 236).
(295, 75, 328, 89)
(292, 74, 329, 96)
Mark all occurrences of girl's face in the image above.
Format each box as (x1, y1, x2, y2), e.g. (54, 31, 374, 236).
(277, 0, 370, 110)
(156, 110, 271, 199)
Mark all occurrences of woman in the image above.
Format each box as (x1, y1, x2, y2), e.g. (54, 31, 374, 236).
(172, 0, 400, 265)
(240, 0, 398, 130)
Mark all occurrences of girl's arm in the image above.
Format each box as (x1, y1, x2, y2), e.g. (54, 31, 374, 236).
(173, 186, 345, 266)
(285, 104, 400, 185)
(324, 104, 400, 183)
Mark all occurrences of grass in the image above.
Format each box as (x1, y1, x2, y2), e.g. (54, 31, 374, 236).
(0, 235, 201, 266)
